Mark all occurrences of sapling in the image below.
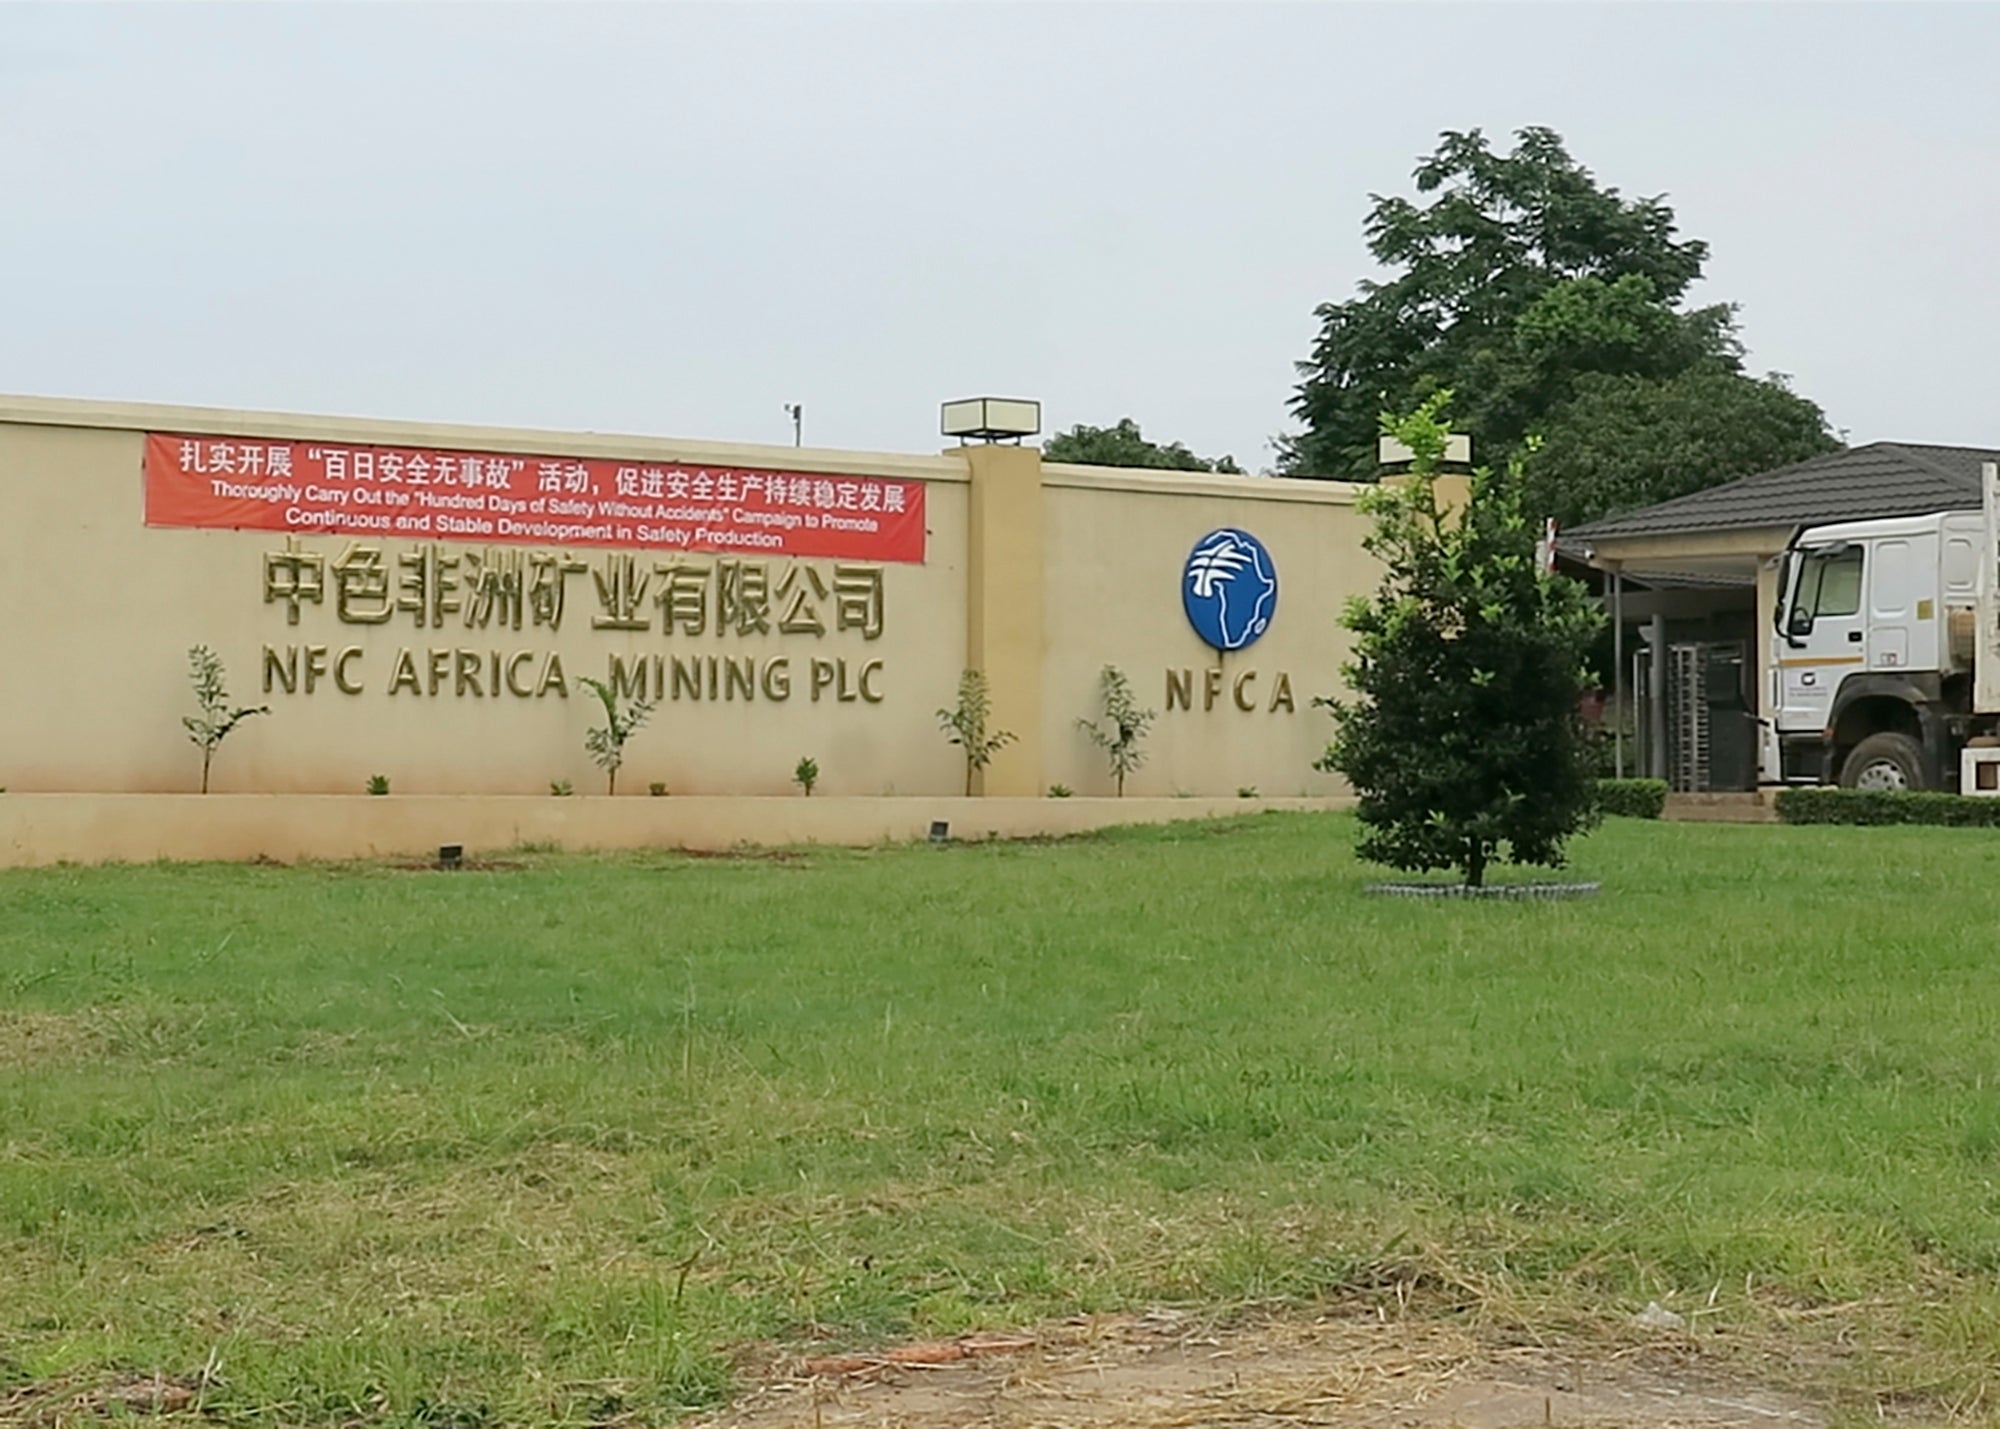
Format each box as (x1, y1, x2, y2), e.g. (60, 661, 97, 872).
(1076, 664, 1155, 797)
(579, 676, 656, 796)
(182, 645, 266, 794)
(937, 669, 1016, 797)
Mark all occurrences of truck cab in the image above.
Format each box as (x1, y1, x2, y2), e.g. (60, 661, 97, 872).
(1771, 511, 1983, 789)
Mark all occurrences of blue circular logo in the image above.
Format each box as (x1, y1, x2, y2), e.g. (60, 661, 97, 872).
(1182, 527, 1277, 651)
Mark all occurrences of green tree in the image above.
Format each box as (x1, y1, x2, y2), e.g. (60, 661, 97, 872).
(182, 644, 266, 795)
(1461, 272, 1734, 462)
(938, 669, 1016, 797)
(1281, 126, 1834, 511)
(578, 676, 655, 795)
(1318, 394, 1602, 888)
(1519, 366, 1839, 530)
(1044, 418, 1242, 474)
(1077, 665, 1155, 797)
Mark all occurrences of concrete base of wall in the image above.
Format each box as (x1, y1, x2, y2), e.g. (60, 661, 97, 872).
(0, 794, 1351, 869)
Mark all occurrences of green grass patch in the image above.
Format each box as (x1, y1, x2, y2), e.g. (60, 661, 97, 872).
(5, 814, 2000, 1423)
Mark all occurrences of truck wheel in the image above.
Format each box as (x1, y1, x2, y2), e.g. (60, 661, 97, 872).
(1839, 731, 1926, 791)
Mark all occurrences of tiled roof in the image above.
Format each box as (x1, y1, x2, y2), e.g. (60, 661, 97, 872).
(1570, 443, 2000, 541)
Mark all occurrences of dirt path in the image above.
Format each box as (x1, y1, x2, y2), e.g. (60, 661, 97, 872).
(700, 1312, 1825, 1429)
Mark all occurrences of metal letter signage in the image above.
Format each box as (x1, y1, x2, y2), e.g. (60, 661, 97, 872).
(1181, 528, 1277, 652)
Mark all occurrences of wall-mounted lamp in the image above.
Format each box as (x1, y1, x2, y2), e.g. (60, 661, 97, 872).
(941, 397, 1041, 445)
(1377, 434, 1472, 470)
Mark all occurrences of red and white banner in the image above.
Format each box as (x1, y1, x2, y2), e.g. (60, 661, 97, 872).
(143, 433, 928, 563)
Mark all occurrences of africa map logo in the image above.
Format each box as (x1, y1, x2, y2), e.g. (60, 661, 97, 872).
(1182, 528, 1277, 652)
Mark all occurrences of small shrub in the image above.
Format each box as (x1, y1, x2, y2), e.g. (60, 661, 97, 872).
(793, 756, 819, 797)
(579, 676, 656, 795)
(182, 645, 268, 794)
(1774, 787, 2000, 827)
(550, 780, 574, 797)
(1076, 665, 1155, 797)
(1583, 726, 1623, 779)
(648, 782, 668, 798)
(1594, 778, 1667, 819)
(1047, 784, 1073, 799)
(938, 670, 1016, 797)
(365, 774, 390, 796)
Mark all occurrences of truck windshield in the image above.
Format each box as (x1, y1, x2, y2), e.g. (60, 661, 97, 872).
(1787, 545, 1864, 631)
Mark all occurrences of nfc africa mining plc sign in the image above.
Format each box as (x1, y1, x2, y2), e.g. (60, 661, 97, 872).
(147, 432, 920, 707)
(146, 431, 1300, 720)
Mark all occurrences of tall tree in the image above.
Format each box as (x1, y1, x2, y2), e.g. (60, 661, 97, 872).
(1281, 127, 1835, 522)
(1044, 417, 1242, 474)
(1520, 367, 1839, 531)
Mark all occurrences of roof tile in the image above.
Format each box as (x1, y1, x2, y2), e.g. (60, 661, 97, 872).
(1569, 442, 2000, 541)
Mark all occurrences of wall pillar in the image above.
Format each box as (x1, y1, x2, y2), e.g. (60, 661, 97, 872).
(962, 443, 1043, 795)
(1380, 472, 1471, 527)
(1429, 473, 1471, 524)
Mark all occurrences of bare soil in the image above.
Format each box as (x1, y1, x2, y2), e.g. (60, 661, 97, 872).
(701, 1312, 1827, 1429)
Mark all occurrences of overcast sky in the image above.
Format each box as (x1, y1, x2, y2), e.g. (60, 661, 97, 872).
(4, 2, 1997, 469)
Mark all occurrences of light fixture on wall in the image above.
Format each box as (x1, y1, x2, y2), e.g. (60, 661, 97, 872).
(1377, 433, 1472, 470)
(941, 397, 1041, 445)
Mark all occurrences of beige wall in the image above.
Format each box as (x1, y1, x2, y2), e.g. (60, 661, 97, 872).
(1039, 464, 1368, 798)
(1, 402, 969, 796)
(0, 396, 1380, 802)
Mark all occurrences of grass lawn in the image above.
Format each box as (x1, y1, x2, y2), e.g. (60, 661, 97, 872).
(5, 812, 2000, 1425)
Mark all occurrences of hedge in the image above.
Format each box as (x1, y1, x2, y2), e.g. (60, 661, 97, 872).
(1594, 778, 1668, 820)
(1774, 787, 2000, 827)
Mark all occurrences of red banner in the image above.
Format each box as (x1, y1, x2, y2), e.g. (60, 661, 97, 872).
(143, 433, 928, 563)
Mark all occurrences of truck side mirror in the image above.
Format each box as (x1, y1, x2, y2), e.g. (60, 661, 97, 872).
(1788, 609, 1814, 638)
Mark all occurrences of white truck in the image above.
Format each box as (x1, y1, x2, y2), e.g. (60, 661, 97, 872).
(1767, 461, 2000, 790)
